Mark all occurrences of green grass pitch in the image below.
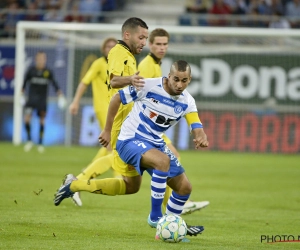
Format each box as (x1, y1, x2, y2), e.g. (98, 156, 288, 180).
(0, 142, 299, 250)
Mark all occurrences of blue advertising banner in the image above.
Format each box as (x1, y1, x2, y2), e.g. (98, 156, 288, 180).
(0, 46, 15, 96)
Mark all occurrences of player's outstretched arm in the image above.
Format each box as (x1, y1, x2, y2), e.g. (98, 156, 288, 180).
(69, 83, 88, 115)
(98, 93, 121, 147)
(110, 71, 145, 90)
(192, 128, 209, 149)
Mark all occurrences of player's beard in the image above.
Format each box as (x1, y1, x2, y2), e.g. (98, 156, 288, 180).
(132, 43, 142, 54)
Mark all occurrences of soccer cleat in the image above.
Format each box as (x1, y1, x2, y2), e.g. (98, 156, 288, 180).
(147, 214, 159, 228)
(181, 201, 210, 215)
(71, 192, 82, 206)
(53, 174, 76, 206)
(37, 145, 45, 153)
(24, 141, 33, 152)
(186, 225, 204, 236)
(62, 174, 82, 206)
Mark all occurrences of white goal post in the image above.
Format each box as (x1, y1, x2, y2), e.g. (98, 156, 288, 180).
(14, 21, 300, 153)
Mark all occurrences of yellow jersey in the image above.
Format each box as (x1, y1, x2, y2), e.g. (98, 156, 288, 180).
(138, 53, 162, 78)
(81, 56, 109, 114)
(107, 40, 137, 147)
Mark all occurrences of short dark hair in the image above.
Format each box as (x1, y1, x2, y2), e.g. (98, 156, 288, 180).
(122, 17, 148, 33)
(171, 60, 191, 75)
(149, 28, 169, 43)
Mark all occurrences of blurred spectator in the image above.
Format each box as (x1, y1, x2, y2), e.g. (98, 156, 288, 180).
(100, 0, 116, 22)
(78, 0, 101, 23)
(268, 0, 284, 15)
(115, 0, 126, 10)
(185, 0, 212, 13)
(224, 0, 239, 12)
(46, 0, 63, 9)
(210, 0, 232, 14)
(3, 1, 24, 38)
(102, 0, 116, 11)
(35, 0, 48, 9)
(269, 10, 291, 28)
(244, 7, 268, 27)
(232, 0, 248, 14)
(248, 0, 269, 15)
(209, 0, 232, 26)
(24, 2, 43, 21)
(65, 3, 84, 22)
(13, 0, 26, 8)
(43, 4, 64, 22)
(285, 0, 300, 28)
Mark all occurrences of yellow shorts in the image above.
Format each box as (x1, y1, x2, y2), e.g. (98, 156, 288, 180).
(111, 130, 139, 177)
(112, 149, 139, 177)
(162, 134, 172, 145)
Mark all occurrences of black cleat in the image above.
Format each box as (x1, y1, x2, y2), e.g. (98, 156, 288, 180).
(186, 225, 204, 236)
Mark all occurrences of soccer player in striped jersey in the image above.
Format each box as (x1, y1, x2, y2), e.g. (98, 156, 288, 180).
(138, 28, 209, 215)
(100, 59, 208, 233)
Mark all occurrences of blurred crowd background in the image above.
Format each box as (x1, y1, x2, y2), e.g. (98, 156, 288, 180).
(0, 0, 299, 38)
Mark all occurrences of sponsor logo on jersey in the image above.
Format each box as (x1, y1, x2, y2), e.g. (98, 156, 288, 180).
(149, 111, 157, 119)
(150, 98, 159, 104)
(162, 98, 174, 106)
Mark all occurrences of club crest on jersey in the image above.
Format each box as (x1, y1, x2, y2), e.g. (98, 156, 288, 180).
(174, 105, 183, 114)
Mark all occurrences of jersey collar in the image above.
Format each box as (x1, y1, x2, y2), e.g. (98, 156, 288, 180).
(118, 40, 132, 53)
(149, 52, 161, 65)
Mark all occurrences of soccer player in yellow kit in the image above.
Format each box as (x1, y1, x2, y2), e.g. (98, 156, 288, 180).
(138, 28, 209, 214)
(56, 18, 148, 202)
(69, 37, 117, 156)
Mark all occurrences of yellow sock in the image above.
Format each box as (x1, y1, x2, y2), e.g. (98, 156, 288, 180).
(70, 178, 126, 195)
(162, 185, 172, 213)
(92, 147, 110, 161)
(76, 154, 113, 180)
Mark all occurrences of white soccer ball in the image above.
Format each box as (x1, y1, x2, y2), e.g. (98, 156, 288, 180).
(155, 214, 187, 243)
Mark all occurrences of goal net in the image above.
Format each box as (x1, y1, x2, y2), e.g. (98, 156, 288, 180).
(14, 22, 300, 153)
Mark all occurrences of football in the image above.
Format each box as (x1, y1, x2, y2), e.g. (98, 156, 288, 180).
(155, 214, 187, 243)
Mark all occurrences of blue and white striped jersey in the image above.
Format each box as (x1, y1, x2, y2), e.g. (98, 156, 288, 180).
(118, 77, 200, 146)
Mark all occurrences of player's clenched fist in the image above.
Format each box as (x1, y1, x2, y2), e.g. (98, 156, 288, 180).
(99, 130, 111, 147)
(193, 137, 209, 149)
(193, 129, 209, 149)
